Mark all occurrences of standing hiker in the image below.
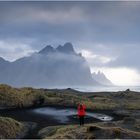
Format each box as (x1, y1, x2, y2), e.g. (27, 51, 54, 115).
(77, 103, 86, 125)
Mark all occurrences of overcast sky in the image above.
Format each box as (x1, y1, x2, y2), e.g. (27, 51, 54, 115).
(0, 1, 140, 86)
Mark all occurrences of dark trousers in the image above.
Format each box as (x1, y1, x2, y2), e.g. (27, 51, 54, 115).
(79, 116, 84, 125)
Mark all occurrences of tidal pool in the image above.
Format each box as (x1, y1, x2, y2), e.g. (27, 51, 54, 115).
(32, 107, 113, 123)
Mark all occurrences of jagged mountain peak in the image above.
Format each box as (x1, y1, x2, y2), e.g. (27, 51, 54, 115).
(56, 42, 75, 54)
(93, 71, 107, 78)
(92, 71, 113, 86)
(38, 42, 75, 55)
(39, 45, 55, 54)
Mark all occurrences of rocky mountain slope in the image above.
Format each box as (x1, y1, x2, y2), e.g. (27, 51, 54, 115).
(0, 43, 99, 88)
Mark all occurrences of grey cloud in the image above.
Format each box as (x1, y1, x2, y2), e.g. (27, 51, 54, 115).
(0, 1, 140, 72)
(106, 44, 140, 70)
(0, 1, 140, 44)
(76, 42, 140, 71)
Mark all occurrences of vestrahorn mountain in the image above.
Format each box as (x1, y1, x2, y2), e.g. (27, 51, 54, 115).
(0, 42, 100, 88)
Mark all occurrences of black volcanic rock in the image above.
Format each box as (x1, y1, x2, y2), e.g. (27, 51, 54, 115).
(0, 43, 100, 88)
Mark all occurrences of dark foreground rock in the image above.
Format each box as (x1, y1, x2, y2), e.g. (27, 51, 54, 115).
(38, 117, 140, 139)
(0, 116, 36, 139)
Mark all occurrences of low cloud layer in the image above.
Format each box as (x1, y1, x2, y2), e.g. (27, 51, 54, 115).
(0, 40, 36, 61)
(0, 1, 140, 44)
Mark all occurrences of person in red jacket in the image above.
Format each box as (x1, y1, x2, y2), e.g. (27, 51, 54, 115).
(77, 103, 86, 125)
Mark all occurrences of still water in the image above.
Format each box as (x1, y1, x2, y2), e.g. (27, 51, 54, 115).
(33, 107, 113, 123)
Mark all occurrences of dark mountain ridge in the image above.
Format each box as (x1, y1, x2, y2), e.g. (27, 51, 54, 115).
(0, 42, 99, 88)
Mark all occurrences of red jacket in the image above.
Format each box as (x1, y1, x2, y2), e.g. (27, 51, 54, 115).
(77, 104, 86, 116)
